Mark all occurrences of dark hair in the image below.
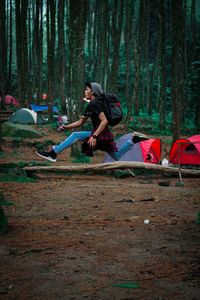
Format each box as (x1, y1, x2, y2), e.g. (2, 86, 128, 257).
(85, 82, 92, 89)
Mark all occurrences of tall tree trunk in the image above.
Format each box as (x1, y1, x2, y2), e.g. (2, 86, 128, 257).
(47, 0, 56, 120)
(32, 0, 43, 102)
(124, 0, 134, 130)
(15, 0, 29, 106)
(8, 0, 13, 90)
(171, 0, 184, 141)
(158, 0, 167, 130)
(0, 0, 7, 150)
(0, 0, 7, 107)
(108, 0, 124, 93)
(132, 0, 144, 117)
(190, 0, 196, 63)
(93, 0, 109, 89)
(57, 0, 66, 113)
(145, 2, 153, 116)
(68, 0, 87, 156)
(195, 72, 200, 131)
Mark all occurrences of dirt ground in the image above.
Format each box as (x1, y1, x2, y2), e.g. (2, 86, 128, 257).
(0, 127, 200, 300)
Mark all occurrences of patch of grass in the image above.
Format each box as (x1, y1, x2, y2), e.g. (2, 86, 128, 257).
(176, 181, 185, 187)
(0, 174, 35, 183)
(0, 192, 15, 235)
(113, 170, 132, 178)
(27, 160, 51, 167)
(0, 151, 6, 158)
(12, 136, 23, 146)
(34, 140, 55, 150)
(196, 211, 200, 225)
(0, 205, 8, 234)
(72, 153, 91, 164)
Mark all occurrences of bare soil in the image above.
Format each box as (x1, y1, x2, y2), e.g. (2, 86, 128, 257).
(0, 127, 200, 300)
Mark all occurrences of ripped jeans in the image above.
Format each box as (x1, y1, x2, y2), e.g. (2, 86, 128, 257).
(53, 131, 133, 161)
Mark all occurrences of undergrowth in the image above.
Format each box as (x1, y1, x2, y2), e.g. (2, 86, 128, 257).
(0, 192, 15, 234)
(72, 152, 91, 164)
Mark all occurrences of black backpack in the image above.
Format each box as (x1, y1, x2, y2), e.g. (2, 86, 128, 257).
(99, 94, 123, 126)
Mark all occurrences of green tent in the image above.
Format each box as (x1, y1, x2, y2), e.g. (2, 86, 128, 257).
(8, 108, 44, 124)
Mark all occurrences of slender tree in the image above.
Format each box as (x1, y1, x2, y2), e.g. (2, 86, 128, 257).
(171, 0, 185, 141)
(108, 0, 124, 92)
(8, 0, 13, 90)
(132, 0, 144, 117)
(32, 0, 43, 102)
(57, 0, 66, 113)
(158, 0, 167, 130)
(15, 0, 29, 106)
(124, 0, 134, 130)
(0, 0, 7, 150)
(0, 0, 7, 106)
(68, 0, 87, 156)
(47, 0, 56, 120)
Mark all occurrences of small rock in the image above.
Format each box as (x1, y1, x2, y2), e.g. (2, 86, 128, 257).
(158, 181, 170, 187)
(167, 219, 177, 225)
(117, 198, 135, 203)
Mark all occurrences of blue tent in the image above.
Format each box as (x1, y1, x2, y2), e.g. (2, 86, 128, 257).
(30, 104, 59, 113)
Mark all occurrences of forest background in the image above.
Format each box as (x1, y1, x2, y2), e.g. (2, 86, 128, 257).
(0, 0, 200, 143)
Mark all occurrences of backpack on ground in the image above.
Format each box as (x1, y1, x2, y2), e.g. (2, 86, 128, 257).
(100, 94, 123, 126)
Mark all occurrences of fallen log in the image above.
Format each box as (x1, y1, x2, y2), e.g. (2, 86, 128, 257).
(24, 162, 200, 176)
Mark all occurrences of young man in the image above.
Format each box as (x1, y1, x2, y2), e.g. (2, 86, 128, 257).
(36, 82, 149, 162)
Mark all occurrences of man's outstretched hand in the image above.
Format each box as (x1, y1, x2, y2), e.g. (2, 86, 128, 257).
(57, 124, 65, 131)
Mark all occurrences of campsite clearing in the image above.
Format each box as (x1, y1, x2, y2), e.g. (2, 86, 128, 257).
(0, 126, 200, 299)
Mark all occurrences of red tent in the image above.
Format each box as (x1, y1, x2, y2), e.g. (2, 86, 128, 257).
(103, 133, 161, 164)
(4, 95, 19, 106)
(169, 135, 200, 165)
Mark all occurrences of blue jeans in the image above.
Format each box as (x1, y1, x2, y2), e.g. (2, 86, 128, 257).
(53, 131, 133, 161)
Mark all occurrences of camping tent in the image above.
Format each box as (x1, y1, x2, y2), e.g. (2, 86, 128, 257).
(30, 104, 59, 113)
(8, 108, 44, 124)
(169, 135, 200, 165)
(0, 95, 19, 106)
(103, 133, 161, 163)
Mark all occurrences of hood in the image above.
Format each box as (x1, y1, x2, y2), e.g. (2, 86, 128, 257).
(90, 82, 104, 97)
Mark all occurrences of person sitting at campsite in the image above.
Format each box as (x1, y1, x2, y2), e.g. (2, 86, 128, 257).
(36, 82, 149, 162)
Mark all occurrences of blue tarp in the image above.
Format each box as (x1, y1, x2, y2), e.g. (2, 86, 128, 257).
(30, 104, 59, 113)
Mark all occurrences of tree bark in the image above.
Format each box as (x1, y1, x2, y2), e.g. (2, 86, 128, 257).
(108, 0, 124, 93)
(47, 0, 56, 120)
(57, 0, 66, 113)
(24, 161, 200, 176)
(171, 0, 184, 141)
(68, 0, 87, 156)
(158, 0, 167, 130)
(0, 0, 7, 108)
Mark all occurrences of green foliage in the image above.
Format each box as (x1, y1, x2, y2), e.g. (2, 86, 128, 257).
(0, 192, 15, 235)
(12, 136, 23, 146)
(0, 205, 8, 234)
(0, 151, 6, 158)
(112, 282, 139, 289)
(3, 0, 200, 139)
(128, 111, 173, 136)
(2, 122, 43, 138)
(50, 120, 59, 130)
(27, 160, 50, 167)
(113, 170, 132, 178)
(176, 181, 185, 187)
(0, 200, 15, 206)
(0, 174, 35, 183)
(72, 152, 91, 164)
(34, 140, 55, 150)
(196, 211, 200, 225)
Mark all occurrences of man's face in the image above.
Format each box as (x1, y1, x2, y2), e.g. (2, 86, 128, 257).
(85, 87, 93, 99)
